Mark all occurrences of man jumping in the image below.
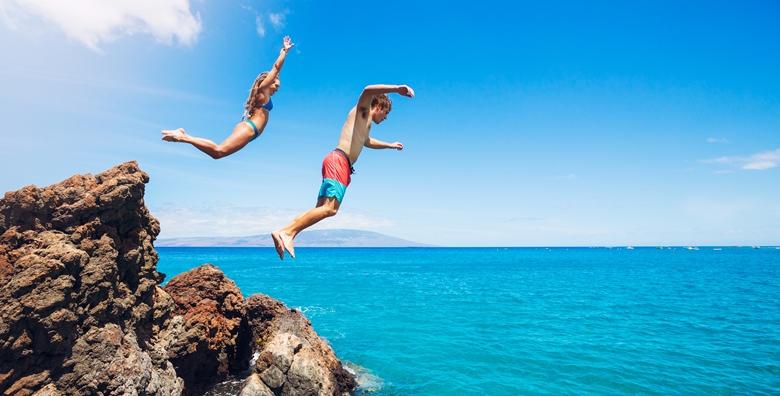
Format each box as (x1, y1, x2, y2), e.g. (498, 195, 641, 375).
(271, 84, 414, 259)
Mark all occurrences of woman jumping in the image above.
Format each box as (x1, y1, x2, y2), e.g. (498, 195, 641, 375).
(161, 36, 295, 158)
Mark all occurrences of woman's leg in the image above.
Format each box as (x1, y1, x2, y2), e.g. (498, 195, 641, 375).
(162, 123, 255, 159)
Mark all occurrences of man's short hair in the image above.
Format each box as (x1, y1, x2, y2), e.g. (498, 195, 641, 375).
(371, 94, 392, 112)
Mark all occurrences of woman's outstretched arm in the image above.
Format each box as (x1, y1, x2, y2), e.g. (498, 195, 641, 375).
(258, 36, 295, 89)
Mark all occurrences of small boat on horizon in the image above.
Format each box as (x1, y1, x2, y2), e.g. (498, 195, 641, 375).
(686, 246, 700, 251)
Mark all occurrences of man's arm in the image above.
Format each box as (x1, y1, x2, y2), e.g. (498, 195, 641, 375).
(258, 36, 294, 89)
(364, 136, 403, 150)
(357, 84, 414, 109)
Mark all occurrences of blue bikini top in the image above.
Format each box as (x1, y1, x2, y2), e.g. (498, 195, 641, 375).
(243, 99, 272, 141)
(261, 98, 273, 111)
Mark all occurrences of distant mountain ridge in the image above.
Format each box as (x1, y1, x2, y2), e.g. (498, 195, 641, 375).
(156, 229, 431, 247)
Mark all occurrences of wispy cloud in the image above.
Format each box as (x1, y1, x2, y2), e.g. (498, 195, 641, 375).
(153, 204, 394, 238)
(254, 14, 266, 37)
(0, 1, 19, 30)
(241, 6, 286, 39)
(706, 137, 729, 144)
(268, 11, 287, 30)
(702, 148, 780, 171)
(0, 0, 201, 51)
(505, 216, 545, 223)
(0, 69, 224, 107)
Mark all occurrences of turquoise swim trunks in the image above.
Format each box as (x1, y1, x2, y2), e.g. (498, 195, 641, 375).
(318, 178, 347, 203)
(317, 149, 353, 203)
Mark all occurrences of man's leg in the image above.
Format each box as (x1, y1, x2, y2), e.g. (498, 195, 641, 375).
(272, 197, 340, 259)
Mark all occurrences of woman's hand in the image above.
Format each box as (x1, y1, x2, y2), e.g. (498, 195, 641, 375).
(282, 36, 295, 52)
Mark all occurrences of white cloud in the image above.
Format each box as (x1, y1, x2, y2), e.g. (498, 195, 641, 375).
(702, 148, 780, 171)
(153, 204, 394, 238)
(241, 6, 285, 39)
(268, 11, 286, 30)
(706, 137, 729, 144)
(0, 0, 201, 50)
(0, 1, 19, 30)
(255, 14, 265, 37)
(742, 149, 780, 170)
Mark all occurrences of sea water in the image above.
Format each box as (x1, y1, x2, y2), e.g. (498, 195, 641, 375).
(158, 247, 780, 395)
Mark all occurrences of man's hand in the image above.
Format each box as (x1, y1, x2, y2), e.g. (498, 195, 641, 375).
(282, 36, 295, 52)
(397, 85, 415, 98)
(391, 142, 404, 150)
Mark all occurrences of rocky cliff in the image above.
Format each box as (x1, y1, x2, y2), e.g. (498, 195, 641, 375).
(0, 162, 355, 396)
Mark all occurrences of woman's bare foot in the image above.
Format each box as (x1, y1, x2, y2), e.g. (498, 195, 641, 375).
(271, 231, 286, 260)
(161, 128, 187, 142)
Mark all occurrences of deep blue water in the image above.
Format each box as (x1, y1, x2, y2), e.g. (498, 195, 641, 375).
(157, 247, 780, 395)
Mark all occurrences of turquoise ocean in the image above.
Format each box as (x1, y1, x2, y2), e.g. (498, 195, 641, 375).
(157, 247, 780, 395)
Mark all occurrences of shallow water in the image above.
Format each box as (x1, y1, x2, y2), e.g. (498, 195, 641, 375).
(158, 247, 780, 395)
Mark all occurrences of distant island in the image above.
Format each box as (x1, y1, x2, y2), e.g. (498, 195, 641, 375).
(156, 229, 432, 247)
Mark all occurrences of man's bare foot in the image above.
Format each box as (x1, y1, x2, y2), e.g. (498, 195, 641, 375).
(279, 231, 295, 259)
(161, 128, 187, 142)
(271, 231, 285, 260)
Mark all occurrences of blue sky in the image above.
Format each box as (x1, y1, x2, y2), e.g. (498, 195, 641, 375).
(1, 0, 778, 246)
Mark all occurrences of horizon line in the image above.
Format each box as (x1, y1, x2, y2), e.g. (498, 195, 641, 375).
(156, 245, 780, 249)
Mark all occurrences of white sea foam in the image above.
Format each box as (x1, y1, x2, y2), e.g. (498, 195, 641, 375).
(249, 351, 260, 367)
(344, 362, 383, 394)
(292, 305, 335, 317)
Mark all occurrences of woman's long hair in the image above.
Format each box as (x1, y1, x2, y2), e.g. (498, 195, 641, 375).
(243, 72, 270, 120)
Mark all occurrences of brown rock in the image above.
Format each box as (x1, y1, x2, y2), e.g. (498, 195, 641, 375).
(239, 373, 275, 396)
(0, 162, 180, 395)
(163, 264, 251, 393)
(244, 295, 357, 396)
(62, 323, 183, 395)
(31, 383, 61, 396)
(5, 371, 49, 396)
